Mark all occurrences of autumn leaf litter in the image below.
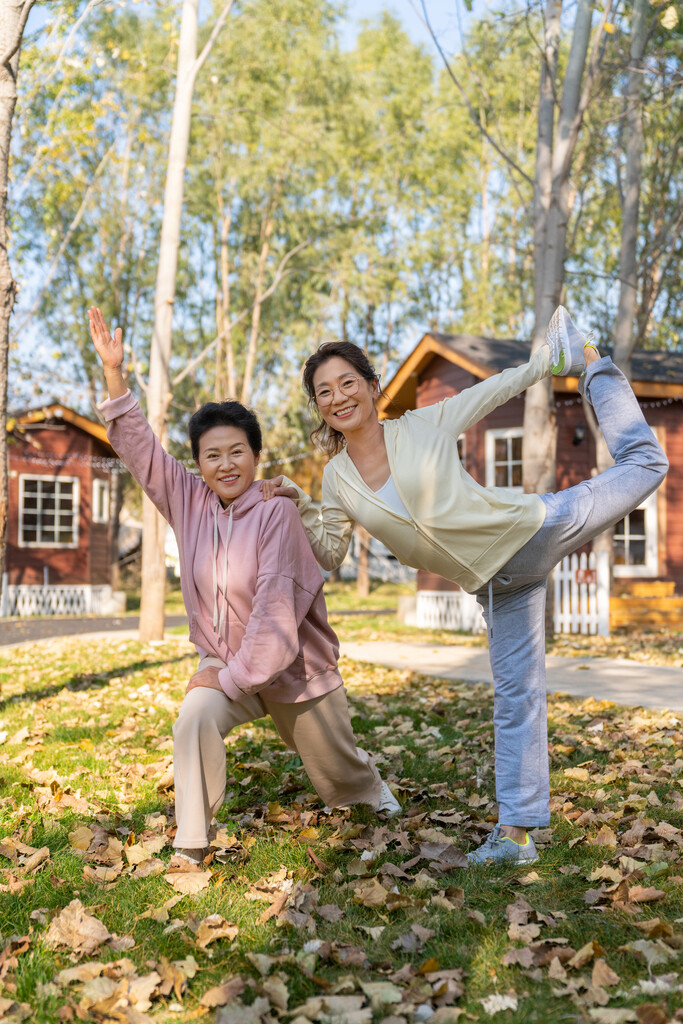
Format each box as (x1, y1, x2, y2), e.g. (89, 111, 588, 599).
(0, 632, 681, 1021)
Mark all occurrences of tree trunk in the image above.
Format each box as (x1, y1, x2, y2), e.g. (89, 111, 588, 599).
(591, 0, 648, 568)
(215, 189, 235, 399)
(613, 0, 648, 380)
(140, 0, 201, 642)
(0, 0, 33, 597)
(523, 0, 560, 498)
(138, 0, 233, 642)
(109, 468, 124, 592)
(356, 525, 371, 598)
(241, 190, 279, 405)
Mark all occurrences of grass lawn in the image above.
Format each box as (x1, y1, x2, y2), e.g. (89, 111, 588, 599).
(0, 601, 682, 1022)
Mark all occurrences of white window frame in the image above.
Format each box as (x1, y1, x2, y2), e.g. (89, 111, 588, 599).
(613, 491, 658, 578)
(18, 474, 80, 549)
(92, 478, 110, 524)
(485, 428, 523, 491)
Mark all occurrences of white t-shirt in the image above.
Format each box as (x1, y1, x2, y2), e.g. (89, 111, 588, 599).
(374, 474, 410, 519)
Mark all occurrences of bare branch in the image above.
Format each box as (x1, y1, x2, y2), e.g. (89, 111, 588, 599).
(417, 0, 533, 189)
(172, 307, 251, 388)
(11, 141, 116, 339)
(186, 0, 236, 91)
(124, 340, 149, 397)
(171, 238, 310, 387)
(557, 0, 614, 184)
(42, 0, 105, 87)
(0, 0, 36, 68)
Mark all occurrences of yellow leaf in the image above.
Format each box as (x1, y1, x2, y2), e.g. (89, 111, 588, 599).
(604, 21, 616, 32)
(659, 4, 678, 28)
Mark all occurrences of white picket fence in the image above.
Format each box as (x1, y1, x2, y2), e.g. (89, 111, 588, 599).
(415, 550, 610, 636)
(553, 550, 610, 636)
(416, 589, 486, 633)
(1, 578, 122, 617)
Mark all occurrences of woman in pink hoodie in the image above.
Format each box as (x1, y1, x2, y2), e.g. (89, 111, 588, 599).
(88, 307, 400, 869)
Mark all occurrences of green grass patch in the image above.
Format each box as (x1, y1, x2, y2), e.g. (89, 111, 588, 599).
(0, 632, 681, 1022)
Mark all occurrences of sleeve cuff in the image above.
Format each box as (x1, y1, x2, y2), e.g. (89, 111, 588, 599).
(218, 666, 244, 701)
(98, 389, 138, 421)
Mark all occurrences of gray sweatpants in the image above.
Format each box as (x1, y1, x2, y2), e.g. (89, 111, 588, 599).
(475, 356, 669, 826)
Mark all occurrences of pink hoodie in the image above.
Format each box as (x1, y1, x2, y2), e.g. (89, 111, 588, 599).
(100, 391, 342, 704)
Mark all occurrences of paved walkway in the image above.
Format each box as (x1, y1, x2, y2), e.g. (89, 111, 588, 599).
(0, 615, 188, 647)
(340, 640, 683, 714)
(0, 608, 389, 648)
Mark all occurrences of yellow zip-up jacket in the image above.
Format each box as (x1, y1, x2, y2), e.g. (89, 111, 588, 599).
(283, 346, 551, 594)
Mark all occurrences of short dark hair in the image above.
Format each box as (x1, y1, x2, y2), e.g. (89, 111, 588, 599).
(302, 341, 378, 456)
(188, 401, 262, 461)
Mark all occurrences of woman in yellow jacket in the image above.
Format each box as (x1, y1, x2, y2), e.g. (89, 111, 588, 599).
(262, 307, 668, 864)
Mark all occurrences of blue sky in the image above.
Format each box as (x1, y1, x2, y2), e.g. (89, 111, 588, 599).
(342, 0, 467, 51)
(25, 0, 470, 54)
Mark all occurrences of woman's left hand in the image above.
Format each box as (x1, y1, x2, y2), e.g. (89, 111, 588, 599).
(186, 666, 223, 694)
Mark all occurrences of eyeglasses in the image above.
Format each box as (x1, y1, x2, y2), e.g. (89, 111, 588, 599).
(314, 375, 365, 408)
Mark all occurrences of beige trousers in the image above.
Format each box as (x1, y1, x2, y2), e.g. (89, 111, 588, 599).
(172, 679, 382, 848)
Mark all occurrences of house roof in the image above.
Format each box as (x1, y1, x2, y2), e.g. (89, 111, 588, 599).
(7, 402, 115, 452)
(377, 332, 683, 417)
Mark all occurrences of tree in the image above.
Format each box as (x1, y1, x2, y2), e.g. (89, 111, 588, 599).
(0, 0, 35, 595)
(139, 0, 234, 642)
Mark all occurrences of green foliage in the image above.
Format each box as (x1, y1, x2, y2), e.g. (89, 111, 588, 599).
(8, 0, 682, 458)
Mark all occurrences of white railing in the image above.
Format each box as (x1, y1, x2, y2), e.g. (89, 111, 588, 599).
(416, 589, 486, 633)
(414, 550, 610, 637)
(553, 550, 610, 636)
(1, 578, 122, 617)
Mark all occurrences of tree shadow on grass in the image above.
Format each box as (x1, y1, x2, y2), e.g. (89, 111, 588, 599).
(0, 652, 197, 712)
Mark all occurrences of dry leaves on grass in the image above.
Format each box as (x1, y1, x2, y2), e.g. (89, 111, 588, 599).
(44, 899, 112, 956)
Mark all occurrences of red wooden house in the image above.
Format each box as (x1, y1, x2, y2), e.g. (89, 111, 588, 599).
(3, 403, 124, 615)
(378, 332, 683, 628)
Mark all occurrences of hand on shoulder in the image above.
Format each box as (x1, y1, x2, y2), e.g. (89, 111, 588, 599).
(260, 475, 300, 501)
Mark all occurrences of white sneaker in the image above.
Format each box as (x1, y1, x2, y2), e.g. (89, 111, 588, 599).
(377, 779, 401, 819)
(546, 305, 598, 376)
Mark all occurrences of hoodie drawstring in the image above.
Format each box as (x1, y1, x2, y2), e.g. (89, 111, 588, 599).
(212, 502, 233, 644)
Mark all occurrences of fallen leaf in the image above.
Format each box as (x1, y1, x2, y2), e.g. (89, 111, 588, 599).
(44, 899, 111, 956)
(195, 915, 239, 949)
(592, 825, 618, 847)
(352, 878, 389, 907)
(628, 885, 665, 903)
(200, 976, 246, 1008)
(68, 826, 94, 851)
(317, 903, 344, 922)
(164, 870, 212, 895)
(480, 992, 518, 1014)
(587, 1011, 637, 1023)
(592, 958, 620, 988)
(568, 940, 604, 969)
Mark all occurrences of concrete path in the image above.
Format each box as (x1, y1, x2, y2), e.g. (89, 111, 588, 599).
(340, 639, 683, 714)
(0, 615, 188, 647)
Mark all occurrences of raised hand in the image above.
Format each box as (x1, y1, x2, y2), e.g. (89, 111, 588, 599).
(88, 306, 127, 399)
(260, 475, 299, 501)
(88, 306, 123, 370)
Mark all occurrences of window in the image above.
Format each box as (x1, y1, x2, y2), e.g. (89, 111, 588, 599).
(485, 428, 523, 490)
(92, 479, 109, 524)
(613, 491, 658, 577)
(19, 475, 79, 548)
